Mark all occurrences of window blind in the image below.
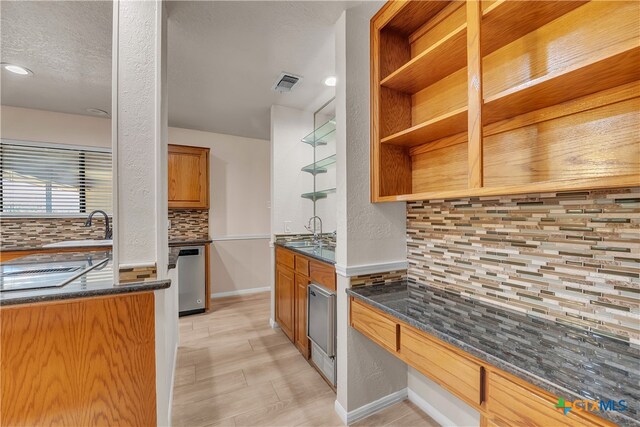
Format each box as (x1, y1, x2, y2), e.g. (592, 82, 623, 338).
(0, 140, 112, 215)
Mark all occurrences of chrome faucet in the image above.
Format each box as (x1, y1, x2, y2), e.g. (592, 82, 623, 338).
(305, 216, 323, 245)
(84, 210, 112, 240)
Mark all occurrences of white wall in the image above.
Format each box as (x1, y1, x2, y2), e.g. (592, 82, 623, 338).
(168, 127, 271, 296)
(112, 0, 166, 272)
(334, 2, 408, 418)
(155, 266, 180, 426)
(270, 105, 315, 234)
(0, 105, 111, 147)
(408, 368, 480, 427)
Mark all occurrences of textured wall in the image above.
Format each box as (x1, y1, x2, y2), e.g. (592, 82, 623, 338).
(270, 105, 316, 235)
(0, 106, 111, 148)
(335, 3, 408, 416)
(0, 217, 110, 250)
(114, 0, 162, 268)
(407, 187, 640, 342)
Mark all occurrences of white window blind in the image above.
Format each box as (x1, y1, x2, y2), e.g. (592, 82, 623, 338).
(0, 140, 112, 215)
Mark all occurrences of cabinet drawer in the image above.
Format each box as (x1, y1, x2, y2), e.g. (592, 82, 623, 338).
(400, 325, 482, 407)
(276, 247, 295, 270)
(350, 299, 398, 353)
(310, 261, 336, 291)
(486, 372, 605, 427)
(295, 255, 309, 277)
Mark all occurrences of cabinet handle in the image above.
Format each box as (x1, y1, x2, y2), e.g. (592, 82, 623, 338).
(480, 366, 487, 405)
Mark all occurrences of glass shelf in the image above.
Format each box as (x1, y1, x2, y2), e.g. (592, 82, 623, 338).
(301, 188, 336, 201)
(301, 154, 337, 175)
(301, 117, 336, 146)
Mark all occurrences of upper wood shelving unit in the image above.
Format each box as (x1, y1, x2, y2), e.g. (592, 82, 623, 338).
(370, 0, 640, 203)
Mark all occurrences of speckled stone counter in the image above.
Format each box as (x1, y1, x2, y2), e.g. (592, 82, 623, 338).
(168, 247, 180, 270)
(274, 241, 336, 264)
(347, 281, 640, 426)
(1, 251, 170, 306)
(169, 238, 212, 247)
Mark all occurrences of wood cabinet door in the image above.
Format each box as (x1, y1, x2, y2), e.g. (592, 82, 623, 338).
(168, 144, 209, 209)
(275, 264, 295, 341)
(294, 274, 310, 359)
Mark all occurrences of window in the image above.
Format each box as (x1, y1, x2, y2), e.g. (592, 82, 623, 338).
(0, 140, 112, 215)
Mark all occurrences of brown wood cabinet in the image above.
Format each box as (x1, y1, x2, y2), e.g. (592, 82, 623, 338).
(295, 273, 310, 358)
(370, 0, 640, 202)
(275, 263, 295, 341)
(168, 144, 210, 209)
(349, 297, 616, 427)
(0, 292, 157, 426)
(275, 246, 336, 360)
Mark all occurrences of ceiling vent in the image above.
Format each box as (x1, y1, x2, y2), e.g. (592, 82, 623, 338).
(272, 72, 302, 93)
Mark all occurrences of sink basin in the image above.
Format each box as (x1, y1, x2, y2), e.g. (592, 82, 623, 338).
(43, 240, 112, 248)
(284, 241, 316, 248)
(0, 258, 109, 292)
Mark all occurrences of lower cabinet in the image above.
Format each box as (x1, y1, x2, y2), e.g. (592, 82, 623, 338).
(295, 274, 310, 358)
(1, 292, 157, 426)
(276, 246, 335, 360)
(349, 297, 615, 427)
(275, 263, 295, 341)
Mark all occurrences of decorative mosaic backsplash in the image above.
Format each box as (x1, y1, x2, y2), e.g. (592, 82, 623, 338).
(168, 209, 209, 241)
(119, 264, 157, 284)
(351, 270, 407, 287)
(407, 187, 640, 343)
(0, 217, 111, 250)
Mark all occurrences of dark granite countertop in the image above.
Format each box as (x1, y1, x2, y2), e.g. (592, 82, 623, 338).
(168, 247, 180, 270)
(1, 251, 170, 306)
(274, 241, 335, 265)
(1, 242, 112, 252)
(347, 281, 640, 426)
(169, 238, 212, 247)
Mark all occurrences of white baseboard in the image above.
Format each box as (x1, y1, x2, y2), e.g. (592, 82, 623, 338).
(334, 388, 408, 425)
(210, 286, 270, 299)
(334, 400, 348, 425)
(408, 388, 457, 427)
(269, 318, 280, 329)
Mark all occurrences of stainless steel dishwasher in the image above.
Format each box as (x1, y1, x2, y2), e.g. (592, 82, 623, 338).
(177, 246, 206, 316)
(307, 283, 336, 386)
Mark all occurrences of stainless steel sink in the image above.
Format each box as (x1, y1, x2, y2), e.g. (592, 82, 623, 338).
(284, 241, 317, 248)
(0, 258, 109, 292)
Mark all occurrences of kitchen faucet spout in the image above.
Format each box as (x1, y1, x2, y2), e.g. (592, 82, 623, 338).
(84, 210, 112, 240)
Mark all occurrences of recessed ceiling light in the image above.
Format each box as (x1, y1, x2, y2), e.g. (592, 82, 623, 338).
(86, 108, 110, 117)
(2, 63, 33, 76)
(324, 76, 337, 87)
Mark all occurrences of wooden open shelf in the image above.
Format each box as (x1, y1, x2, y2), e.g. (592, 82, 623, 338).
(483, 43, 640, 125)
(381, 106, 467, 147)
(481, 0, 588, 56)
(380, 24, 466, 94)
(371, 0, 640, 202)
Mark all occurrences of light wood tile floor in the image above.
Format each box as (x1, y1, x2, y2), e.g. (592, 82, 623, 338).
(172, 291, 439, 427)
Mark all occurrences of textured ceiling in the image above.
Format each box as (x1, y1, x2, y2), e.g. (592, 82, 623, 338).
(1, 1, 355, 140)
(0, 1, 112, 117)
(166, 1, 357, 140)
